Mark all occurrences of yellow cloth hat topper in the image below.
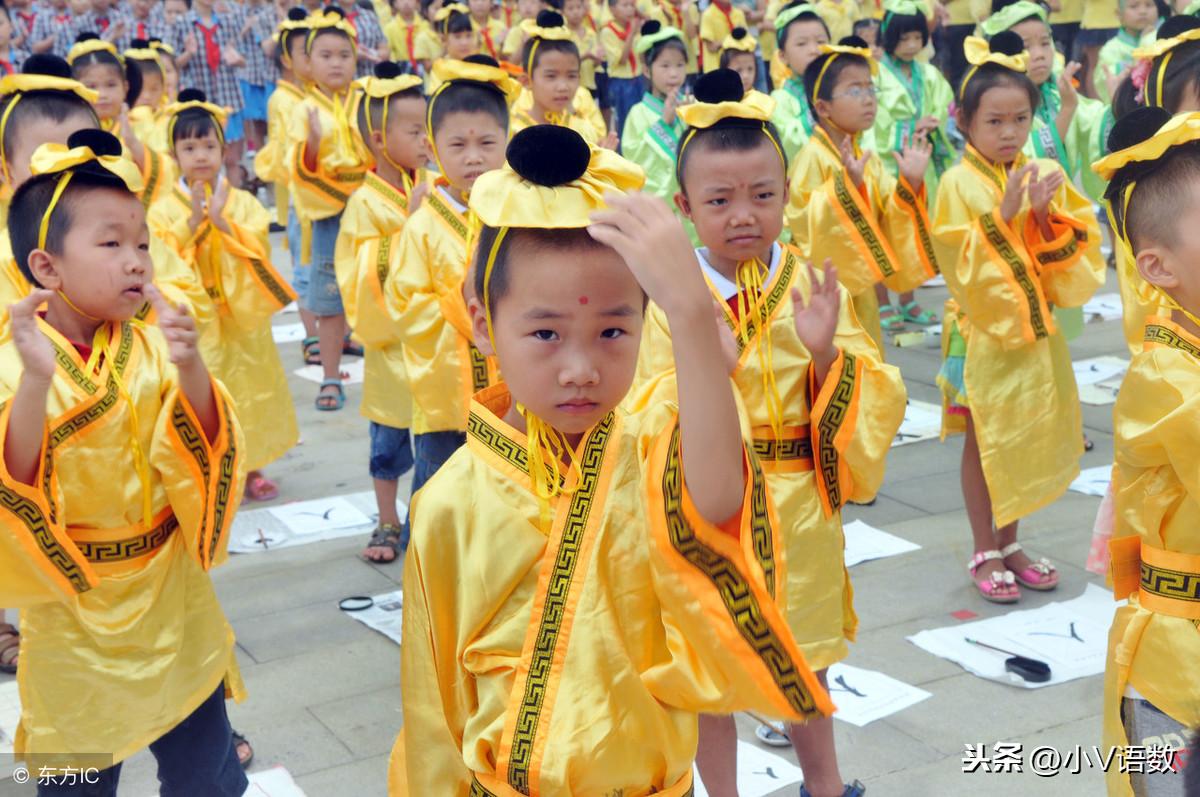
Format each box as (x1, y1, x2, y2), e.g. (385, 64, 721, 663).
(0, 70, 100, 185)
(305, 8, 358, 51)
(165, 88, 230, 149)
(149, 39, 176, 57)
(1133, 16, 1200, 108)
(429, 57, 523, 106)
(722, 26, 758, 54)
(521, 10, 573, 42)
(122, 47, 162, 66)
(959, 32, 1029, 99)
(1092, 109, 1200, 182)
(677, 69, 776, 129)
(67, 37, 121, 65)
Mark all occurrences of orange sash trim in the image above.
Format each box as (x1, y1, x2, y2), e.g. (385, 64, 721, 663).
(1109, 536, 1200, 620)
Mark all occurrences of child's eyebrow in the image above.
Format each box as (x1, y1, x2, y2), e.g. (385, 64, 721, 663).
(601, 305, 638, 317)
(524, 308, 566, 320)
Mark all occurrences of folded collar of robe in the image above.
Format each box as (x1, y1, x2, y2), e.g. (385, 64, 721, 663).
(635, 24, 685, 55)
(774, 3, 820, 33)
(980, 0, 1047, 38)
(305, 10, 358, 50)
(68, 38, 122, 65)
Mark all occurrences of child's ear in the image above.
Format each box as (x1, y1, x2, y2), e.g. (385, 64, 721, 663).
(813, 97, 831, 120)
(468, 296, 495, 356)
(953, 108, 966, 134)
(1135, 247, 1181, 291)
(28, 250, 62, 291)
(674, 190, 691, 219)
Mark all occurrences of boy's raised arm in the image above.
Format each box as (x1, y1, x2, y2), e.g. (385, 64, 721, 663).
(4, 289, 57, 486)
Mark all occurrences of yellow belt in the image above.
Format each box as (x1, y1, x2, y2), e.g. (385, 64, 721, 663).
(470, 773, 695, 796)
(751, 424, 814, 472)
(70, 508, 179, 564)
(1109, 536, 1200, 620)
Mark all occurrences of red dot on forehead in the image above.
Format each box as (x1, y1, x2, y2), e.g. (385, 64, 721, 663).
(578, 296, 589, 305)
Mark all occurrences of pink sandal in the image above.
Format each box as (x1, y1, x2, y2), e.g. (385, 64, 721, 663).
(967, 550, 1020, 604)
(1001, 542, 1059, 590)
(245, 473, 279, 502)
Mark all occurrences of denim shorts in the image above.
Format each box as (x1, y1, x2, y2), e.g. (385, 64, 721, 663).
(36, 682, 247, 797)
(369, 422, 414, 480)
(286, 207, 309, 300)
(238, 79, 271, 121)
(305, 212, 344, 317)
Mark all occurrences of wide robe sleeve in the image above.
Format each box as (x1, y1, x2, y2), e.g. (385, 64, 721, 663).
(1019, 176, 1104, 310)
(343, 223, 403, 349)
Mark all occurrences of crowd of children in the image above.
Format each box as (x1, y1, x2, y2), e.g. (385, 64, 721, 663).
(0, 0, 1196, 794)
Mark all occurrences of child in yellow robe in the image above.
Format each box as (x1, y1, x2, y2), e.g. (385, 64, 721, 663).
(124, 40, 169, 152)
(384, 0, 438, 70)
(391, 121, 833, 797)
(331, 63, 427, 563)
(719, 24, 759, 94)
(637, 67, 904, 797)
(931, 34, 1104, 604)
(287, 9, 369, 412)
(148, 90, 298, 502)
(384, 56, 513, 550)
(1092, 106, 1200, 797)
(699, 0, 746, 71)
(468, 0, 507, 58)
(784, 36, 939, 347)
(509, 11, 611, 145)
(0, 128, 247, 794)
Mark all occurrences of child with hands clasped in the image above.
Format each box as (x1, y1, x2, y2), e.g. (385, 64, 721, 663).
(769, 2, 830, 160)
(931, 33, 1104, 605)
(392, 122, 831, 795)
(785, 35, 939, 349)
(0, 128, 248, 796)
(147, 89, 298, 503)
(621, 21, 689, 207)
(635, 68, 905, 797)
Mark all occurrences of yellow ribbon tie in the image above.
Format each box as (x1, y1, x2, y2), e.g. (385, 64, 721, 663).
(519, 403, 580, 533)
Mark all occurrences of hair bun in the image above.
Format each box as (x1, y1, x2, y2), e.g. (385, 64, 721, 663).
(177, 87, 207, 103)
(374, 60, 402, 78)
(323, 4, 346, 18)
(731, 26, 748, 39)
(129, 37, 150, 49)
(67, 129, 122, 157)
(839, 34, 869, 48)
(693, 68, 744, 104)
(641, 19, 661, 36)
(21, 54, 72, 78)
(75, 31, 100, 43)
(507, 126, 590, 187)
(989, 30, 1025, 56)
(1107, 106, 1171, 154)
(464, 53, 499, 67)
(287, 6, 309, 20)
(536, 10, 564, 27)
(1158, 13, 1200, 39)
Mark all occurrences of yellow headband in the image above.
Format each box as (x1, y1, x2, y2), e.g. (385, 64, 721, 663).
(356, 73, 423, 173)
(305, 10, 358, 51)
(521, 17, 573, 72)
(721, 30, 758, 54)
(425, 59, 519, 175)
(1134, 29, 1200, 108)
(29, 140, 145, 249)
(67, 38, 122, 65)
(123, 47, 162, 66)
(959, 35, 1029, 100)
(164, 99, 230, 150)
(811, 43, 878, 101)
(0, 75, 99, 185)
(150, 40, 176, 57)
(435, 2, 470, 33)
(774, 3, 820, 33)
(675, 90, 785, 185)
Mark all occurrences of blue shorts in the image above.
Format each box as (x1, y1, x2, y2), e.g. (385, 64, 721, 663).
(238, 80, 271, 122)
(36, 682, 246, 797)
(305, 213, 344, 317)
(225, 110, 244, 143)
(286, 207, 309, 298)
(605, 76, 644, 142)
(369, 422, 414, 480)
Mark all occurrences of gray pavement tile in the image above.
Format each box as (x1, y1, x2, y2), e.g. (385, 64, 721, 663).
(218, 551, 398, 622)
(295, 753, 391, 797)
(307, 690, 404, 760)
(234, 601, 386, 665)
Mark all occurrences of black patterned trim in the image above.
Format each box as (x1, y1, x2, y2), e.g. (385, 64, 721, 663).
(0, 482, 90, 592)
(374, 234, 393, 287)
(816, 352, 856, 512)
(248, 257, 294, 306)
(171, 399, 211, 563)
(752, 435, 814, 462)
(980, 213, 1048, 340)
(964, 148, 1005, 193)
(469, 344, 489, 392)
(1145, 324, 1200, 358)
(1141, 561, 1200, 606)
(77, 513, 179, 562)
(1034, 227, 1087, 266)
(832, 172, 893, 278)
(426, 191, 469, 242)
(894, 179, 939, 274)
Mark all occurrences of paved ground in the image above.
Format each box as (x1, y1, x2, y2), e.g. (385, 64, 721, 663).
(0, 248, 1129, 796)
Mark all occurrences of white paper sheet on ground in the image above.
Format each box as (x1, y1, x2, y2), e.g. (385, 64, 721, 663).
(229, 491, 402, 553)
(243, 767, 308, 797)
(267, 496, 372, 535)
(1069, 465, 1112, 498)
(892, 400, 941, 447)
(0, 679, 18, 779)
(292, 359, 364, 385)
(694, 741, 804, 797)
(843, 519, 921, 567)
(907, 583, 1117, 688)
(272, 322, 306, 344)
(921, 275, 946, 288)
(826, 663, 931, 726)
(1083, 293, 1124, 322)
(1074, 356, 1128, 405)
(343, 589, 404, 645)
(279, 301, 298, 314)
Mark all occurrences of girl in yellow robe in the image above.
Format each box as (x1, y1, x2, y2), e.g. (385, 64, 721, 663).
(0, 130, 247, 789)
(148, 91, 299, 500)
(1092, 107, 1200, 797)
(392, 122, 833, 797)
(931, 34, 1104, 604)
(637, 67, 904, 797)
(784, 37, 939, 347)
(124, 41, 170, 153)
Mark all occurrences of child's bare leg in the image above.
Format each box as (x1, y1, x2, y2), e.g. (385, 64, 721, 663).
(316, 313, 345, 408)
(962, 416, 1017, 595)
(363, 477, 402, 562)
(300, 307, 318, 339)
(696, 714, 739, 797)
(788, 669, 843, 797)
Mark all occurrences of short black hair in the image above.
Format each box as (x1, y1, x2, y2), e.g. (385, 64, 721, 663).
(429, 56, 511, 133)
(170, 88, 223, 145)
(521, 12, 580, 73)
(776, 2, 829, 50)
(956, 30, 1039, 126)
(71, 34, 142, 107)
(474, 226, 618, 316)
(882, 10, 928, 54)
(8, 131, 134, 286)
(803, 35, 871, 114)
(1, 57, 100, 176)
(440, 7, 473, 36)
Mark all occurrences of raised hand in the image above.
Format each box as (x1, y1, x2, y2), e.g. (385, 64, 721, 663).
(188, 181, 207, 234)
(663, 90, 678, 125)
(1058, 61, 1081, 112)
(146, 284, 201, 369)
(894, 131, 931, 189)
(791, 260, 840, 368)
(9, 289, 57, 384)
(1027, 166, 1064, 221)
(598, 130, 619, 150)
(839, 135, 870, 189)
(208, 176, 232, 234)
(1000, 162, 1035, 224)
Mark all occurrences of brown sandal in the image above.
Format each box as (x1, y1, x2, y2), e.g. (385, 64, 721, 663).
(0, 623, 20, 674)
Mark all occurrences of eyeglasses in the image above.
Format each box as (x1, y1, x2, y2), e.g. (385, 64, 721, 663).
(832, 85, 877, 101)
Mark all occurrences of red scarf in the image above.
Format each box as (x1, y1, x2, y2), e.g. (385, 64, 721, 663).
(16, 10, 35, 34)
(95, 14, 110, 31)
(658, 0, 683, 30)
(479, 23, 497, 60)
(606, 21, 636, 72)
(0, 57, 13, 75)
(404, 23, 416, 68)
(196, 19, 221, 72)
(136, 20, 147, 39)
(345, 8, 358, 34)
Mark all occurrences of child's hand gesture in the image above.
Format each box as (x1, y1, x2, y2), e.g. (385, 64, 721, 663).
(188, 181, 207, 234)
(598, 131, 619, 150)
(915, 115, 939, 137)
(839, 136, 870, 189)
(146, 284, 202, 369)
(663, 90, 678, 124)
(208, 176, 232, 234)
(1027, 165, 1063, 222)
(588, 192, 707, 319)
(894, 131, 931, 189)
(306, 107, 322, 149)
(9, 289, 57, 385)
(791, 260, 839, 372)
(1000, 162, 1034, 224)
(1058, 61, 1081, 114)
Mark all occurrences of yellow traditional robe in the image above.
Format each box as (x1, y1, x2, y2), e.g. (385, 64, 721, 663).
(335, 171, 413, 430)
(390, 382, 833, 795)
(148, 183, 299, 471)
(633, 243, 906, 669)
(384, 182, 497, 435)
(1105, 316, 1200, 797)
(254, 79, 306, 227)
(932, 147, 1104, 527)
(287, 86, 369, 223)
(0, 319, 247, 767)
(785, 126, 939, 347)
(509, 86, 607, 145)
